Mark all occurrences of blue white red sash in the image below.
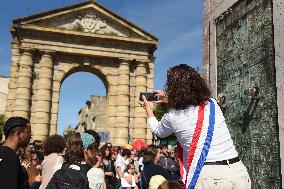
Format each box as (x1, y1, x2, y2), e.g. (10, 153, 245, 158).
(178, 99, 216, 189)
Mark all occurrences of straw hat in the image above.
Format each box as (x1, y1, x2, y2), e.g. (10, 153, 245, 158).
(149, 175, 166, 189)
(123, 144, 133, 150)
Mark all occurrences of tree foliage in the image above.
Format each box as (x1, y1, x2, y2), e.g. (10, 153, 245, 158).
(63, 125, 76, 139)
(153, 104, 177, 146)
(153, 104, 170, 121)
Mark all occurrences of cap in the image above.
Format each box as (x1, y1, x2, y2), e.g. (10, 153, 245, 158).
(124, 144, 133, 150)
(79, 132, 95, 149)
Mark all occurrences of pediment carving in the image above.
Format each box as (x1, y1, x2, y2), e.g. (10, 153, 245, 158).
(57, 12, 125, 37)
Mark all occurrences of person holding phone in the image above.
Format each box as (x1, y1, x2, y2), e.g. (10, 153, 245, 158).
(139, 64, 251, 189)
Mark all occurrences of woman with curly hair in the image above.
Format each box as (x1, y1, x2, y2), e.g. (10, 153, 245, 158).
(40, 134, 66, 189)
(100, 144, 116, 189)
(139, 64, 251, 189)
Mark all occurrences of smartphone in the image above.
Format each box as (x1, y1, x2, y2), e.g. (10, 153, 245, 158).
(139, 92, 158, 101)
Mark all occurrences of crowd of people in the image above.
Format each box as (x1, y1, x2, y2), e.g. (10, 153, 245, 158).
(0, 64, 251, 189)
(0, 117, 182, 189)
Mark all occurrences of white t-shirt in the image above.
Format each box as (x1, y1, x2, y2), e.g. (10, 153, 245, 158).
(121, 172, 136, 188)
(115, 155, 127, 179)
(87, 167, 105, 189)
(39, 153, 64, 189)
(148, 98, 238, 174)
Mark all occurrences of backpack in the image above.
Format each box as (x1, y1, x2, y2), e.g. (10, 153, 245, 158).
(46, 162, 91, 189)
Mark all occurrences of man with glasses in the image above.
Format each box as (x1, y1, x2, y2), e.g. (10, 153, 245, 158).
(0, 117, 31, 189)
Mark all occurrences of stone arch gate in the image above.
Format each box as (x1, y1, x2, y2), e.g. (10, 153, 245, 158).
(5, 1, 157, 146)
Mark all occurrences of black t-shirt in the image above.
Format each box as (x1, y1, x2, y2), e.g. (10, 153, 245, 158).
(0, 146, 26, 189)
(102, 159, 116, 189)
(141, 163, 171, 189)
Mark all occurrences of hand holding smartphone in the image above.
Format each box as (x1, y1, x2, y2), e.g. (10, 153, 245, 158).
(139, 92, 158, 101)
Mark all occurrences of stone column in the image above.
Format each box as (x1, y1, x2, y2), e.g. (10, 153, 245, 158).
(133, 61, 147, 141)
(13, 48, 34, 119)
(115, 60, 130, 146)
(106, 75, 118, 144)
(33, 51, 54, 140)
(49, 80, 60, 135)
(146, 61, 154, 144)
(5, 44, 21, 119)
(49, 70, 65, 135)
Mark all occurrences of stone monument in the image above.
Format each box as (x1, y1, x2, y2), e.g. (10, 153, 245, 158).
(5, 1, 157, 146)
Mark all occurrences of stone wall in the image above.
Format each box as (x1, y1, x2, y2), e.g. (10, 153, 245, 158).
(0, 76, 9, 115)
(273, 1, 284, 188)
(77, 95, 106, 133)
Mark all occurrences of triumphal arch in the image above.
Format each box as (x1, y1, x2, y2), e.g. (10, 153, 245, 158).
(5, 1, 157, 146)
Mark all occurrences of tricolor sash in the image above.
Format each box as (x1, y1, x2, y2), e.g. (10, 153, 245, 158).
(179, 99, 216, 189)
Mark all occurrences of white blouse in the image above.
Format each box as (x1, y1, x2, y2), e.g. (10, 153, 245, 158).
(148, 98, 238, 164)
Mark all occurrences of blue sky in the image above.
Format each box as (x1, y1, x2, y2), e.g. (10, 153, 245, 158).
(0, 0, 203, 134)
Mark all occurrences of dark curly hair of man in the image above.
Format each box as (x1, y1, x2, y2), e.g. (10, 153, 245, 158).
(165, 64, 211, 109)
(43, 134, 66, 156)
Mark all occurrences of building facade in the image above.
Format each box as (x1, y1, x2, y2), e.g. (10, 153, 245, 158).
(5, 1, 157, 146)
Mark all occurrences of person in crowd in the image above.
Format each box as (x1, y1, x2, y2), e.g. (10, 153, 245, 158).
(26, 150, 42, 188)
(158, 145, 180, 181)
(140, 145, 171, 189)
(33, 140, 44, 164)
(50, 132, 96, 188)
(101, 144, 116, 189)
(131, 150, 140, 173)
(85, 129, 101, 149)
(86, 150, 106, 189)
(137, 147, 145, 172)
(106, 142, 112, 148)
(112, 148, 118, 162)
(139, 64, 251, 188)
(39, 134, 66, 189)
(120, 163, 138, 189)
(115, 148, 131, 189)
(0, 117, 31, 189)
(157, 180, 182, 189)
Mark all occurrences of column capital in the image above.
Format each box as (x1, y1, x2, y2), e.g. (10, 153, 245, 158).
(19, 47, 36, 54)
(40, 50, 56, 57)
(118, 57, 132, 63)
(135, 59, 150, 65)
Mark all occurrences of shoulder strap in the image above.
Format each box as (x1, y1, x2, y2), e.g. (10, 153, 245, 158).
(61, 162, 70, 169)
(184, 99, 216, 189)
(186, 103, 205, 174)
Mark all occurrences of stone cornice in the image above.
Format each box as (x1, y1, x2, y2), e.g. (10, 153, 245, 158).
(12, 24, 157, 47)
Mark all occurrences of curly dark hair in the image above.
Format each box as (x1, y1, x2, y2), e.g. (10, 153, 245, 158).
(100, 144, 112, 160)
(64, 132, 85, 164)
(165, 64, 211, 109)
(43, 134, 66, 156)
